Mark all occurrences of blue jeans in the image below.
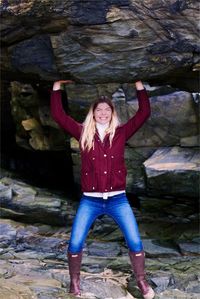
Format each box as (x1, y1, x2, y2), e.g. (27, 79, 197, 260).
(68, 193, 143, 253)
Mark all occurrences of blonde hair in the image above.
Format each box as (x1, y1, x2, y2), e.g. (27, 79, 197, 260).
(80, 96, 120, 151)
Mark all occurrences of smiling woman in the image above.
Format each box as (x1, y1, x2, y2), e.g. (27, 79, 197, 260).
(50, 80, 154, 299)
(94, 101, 112, 124)
(80, 95, 120, 152)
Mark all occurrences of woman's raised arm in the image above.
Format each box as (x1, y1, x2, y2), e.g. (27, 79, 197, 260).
(124, 81, 151, 141)
(51, 80, 82, 141)
(53, 80, 74, 91)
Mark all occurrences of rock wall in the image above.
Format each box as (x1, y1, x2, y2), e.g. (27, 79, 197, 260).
(0, 0, 199, 91)
(0, 175, 199, 298)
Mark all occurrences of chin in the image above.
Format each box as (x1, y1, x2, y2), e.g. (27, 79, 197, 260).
(99, 121, 109, 124)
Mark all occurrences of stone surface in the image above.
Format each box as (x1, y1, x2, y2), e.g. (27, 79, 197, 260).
(142, 239, 180, 257)
(88, 241, 121, 257)
(0, 1, 199, 91)
(0, 173, 199, 298)
(143, 146, 200, 198)
(0, 177, 77, 225)
(178, 242, 200, 256)
(126, 91, 199, 147)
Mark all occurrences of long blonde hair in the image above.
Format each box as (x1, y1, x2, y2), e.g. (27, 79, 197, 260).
(80, 96, 120, 151)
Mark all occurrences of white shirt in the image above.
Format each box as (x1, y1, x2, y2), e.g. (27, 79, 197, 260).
(96, 122, 109, 142)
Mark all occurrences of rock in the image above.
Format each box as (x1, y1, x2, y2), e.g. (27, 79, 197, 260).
(143, 239, 180, 257)
(0, 177, 77, 225)
(0, 183, 12, 202)
(0, 187, 199, 299)
(151, 275, 172, 292)
(126, 91, 198, 147)
(21, 117, 50, 150)
(0, 1, 199, 91)
(178, 242, 200, 256)
(0, 221, 17, 248)
(0, 279, 38, 299)
(185, 279, 200, 294)
(88, 241, 121, 257)
(143, 147, 200, 198)
(156, 289, 200, 299)
(81, 278, 135, 299)
(181, 135, 200, 147)
(125, 147, 156, 194)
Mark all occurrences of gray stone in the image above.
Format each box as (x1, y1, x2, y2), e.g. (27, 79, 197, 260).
(143, 147, 200, 198)
(88, 241, 121, 257)
(0, 222, 16, 248)
(0, 183, 12, 201)
(143, 239, 180, 257)
(151, 275, 171, 292)
(155, 289, 200, 299)
(126, 91, 198, 147)
(185, 280, 200, 294)
(181, 135, 200, 147)
(0, 192, 199, 299)
(0, 178, 71, 225)
(1, 1, 199, 91)
(178, 242, 200, 256)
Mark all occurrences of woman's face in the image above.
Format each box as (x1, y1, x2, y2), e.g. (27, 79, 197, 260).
(94, 102, 112, 124)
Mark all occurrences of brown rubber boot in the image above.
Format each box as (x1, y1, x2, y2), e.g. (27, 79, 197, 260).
(129, 251, 155, 299)
(68, 251, 83, 296)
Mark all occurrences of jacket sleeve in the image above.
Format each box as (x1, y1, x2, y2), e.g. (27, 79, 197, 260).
(124, 89, 151, 141)
(50, 89, 82, 141)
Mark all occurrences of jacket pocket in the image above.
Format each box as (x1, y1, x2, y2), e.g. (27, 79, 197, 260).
(111, 168, 127, 190)
(81, 170, 98, 192)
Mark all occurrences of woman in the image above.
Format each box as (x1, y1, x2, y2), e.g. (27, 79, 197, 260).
(51, 80, 155, 299)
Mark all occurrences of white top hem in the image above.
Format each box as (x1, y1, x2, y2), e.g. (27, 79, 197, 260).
(83, 190, 125, 200)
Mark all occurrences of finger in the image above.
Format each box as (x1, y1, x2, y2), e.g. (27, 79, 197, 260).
(60, 80, 74, 83)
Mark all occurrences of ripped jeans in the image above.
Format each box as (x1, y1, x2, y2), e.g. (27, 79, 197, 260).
(68, 193, 143, 253)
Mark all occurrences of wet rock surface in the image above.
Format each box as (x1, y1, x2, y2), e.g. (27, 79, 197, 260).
(0, 175, 199, 299)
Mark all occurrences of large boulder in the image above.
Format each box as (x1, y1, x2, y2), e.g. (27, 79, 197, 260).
(0, 0, 199, 91)
(126, 91, 199, 147)
(143, 147, 200, 198)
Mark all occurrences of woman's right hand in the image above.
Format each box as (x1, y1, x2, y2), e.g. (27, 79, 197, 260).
(53, 80, 74, 91)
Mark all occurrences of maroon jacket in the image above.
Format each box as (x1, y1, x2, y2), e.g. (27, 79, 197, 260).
(51, 89, 150, 193)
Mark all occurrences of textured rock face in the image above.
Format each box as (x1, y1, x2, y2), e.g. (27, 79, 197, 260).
(1, 0, 199, 91)
(143, 147, 200, 198)
(0, 176, 199, 299)
(126, 91, 198, 147)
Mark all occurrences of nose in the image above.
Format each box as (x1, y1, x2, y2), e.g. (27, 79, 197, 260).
(99, 111, 106, 116)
